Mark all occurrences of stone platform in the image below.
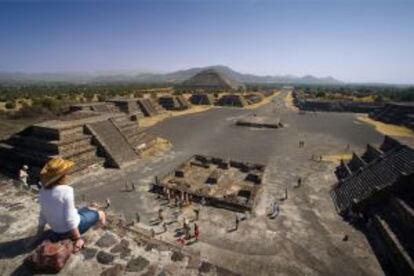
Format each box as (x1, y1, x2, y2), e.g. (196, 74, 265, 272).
(0, 113, 160, 182)
(236, 116, 282, 129)
(152, 154, 265, 212)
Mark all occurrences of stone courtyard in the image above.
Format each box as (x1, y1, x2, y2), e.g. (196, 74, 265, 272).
(0, 90, 391, 275)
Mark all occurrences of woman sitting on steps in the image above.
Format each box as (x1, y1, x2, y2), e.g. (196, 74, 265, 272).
(33, 158, 106, 252)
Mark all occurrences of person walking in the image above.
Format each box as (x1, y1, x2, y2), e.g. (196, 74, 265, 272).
(194, 223, 199, 241)
(19, 165, 29, 189)
(235, 214, 240, 231)
(194, 208, 199, 221)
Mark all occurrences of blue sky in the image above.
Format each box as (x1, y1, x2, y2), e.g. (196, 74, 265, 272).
(0, 0, 413, 84)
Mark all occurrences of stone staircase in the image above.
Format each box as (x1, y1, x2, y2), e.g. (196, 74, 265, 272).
(86, 119, 139, 168)
(331, 136, 414, 215)
(331, 135, 414, 275)
(217, 94, 248, 107)
(137, 98, 166, 117)
(367, 196, 414, 275)
(111, 116, 157, 153)
(369, 103, 414, 130)
(189, 93, 214, 105)
(158, 96, 191, 110)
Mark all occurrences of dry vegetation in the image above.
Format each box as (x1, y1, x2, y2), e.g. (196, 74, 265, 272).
(357, 115, 414, 138)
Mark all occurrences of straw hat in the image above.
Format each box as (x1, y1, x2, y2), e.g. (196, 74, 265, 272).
(40, 158, 75, 187)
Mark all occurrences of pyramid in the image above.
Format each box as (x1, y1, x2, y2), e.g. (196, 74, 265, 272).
(177, 69, 245, 91)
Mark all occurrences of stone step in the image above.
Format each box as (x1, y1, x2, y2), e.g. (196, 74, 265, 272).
(87, 120, 139, 168)
(372, 214, 414, 275)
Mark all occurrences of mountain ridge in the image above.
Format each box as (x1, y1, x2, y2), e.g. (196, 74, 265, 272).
(0, 65, 341, 85)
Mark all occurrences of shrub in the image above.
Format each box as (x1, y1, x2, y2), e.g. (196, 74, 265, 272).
(5, 101, 16, 109)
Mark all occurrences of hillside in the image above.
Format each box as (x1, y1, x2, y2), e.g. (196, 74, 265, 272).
(0, 66, 342, 85)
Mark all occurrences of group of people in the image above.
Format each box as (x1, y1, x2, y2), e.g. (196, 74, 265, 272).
(177, 218, 199, 246)
(164, 188, 193, 207)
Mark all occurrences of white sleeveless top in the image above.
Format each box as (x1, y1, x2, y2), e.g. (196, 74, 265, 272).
(38, 185, 80, 233)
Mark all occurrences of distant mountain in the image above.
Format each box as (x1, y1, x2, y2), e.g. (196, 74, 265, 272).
(0, 65, 342, 85)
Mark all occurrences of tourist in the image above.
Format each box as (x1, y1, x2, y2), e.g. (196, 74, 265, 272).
(162, 222, 167, 233)
(297, 177, 302, 187)
(19, 164, 29, 189)
(235, 214, 240, 231)
(177, 237, 185, 246)
(194, 208, 200, 221)
(32, 158, 106, 252)
(105, 198, 111, 209)
(194, 223, 199, 241)
(158, 208, 164, 222)
(135, 212, 140, 223)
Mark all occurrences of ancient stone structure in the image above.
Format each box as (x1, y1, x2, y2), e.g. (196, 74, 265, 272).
(217, 94, 248, 108)
(236, 116, 283, 129)
(0, 113, 158, 182)
(244, 93, 264, 105)
(189, 93, 215, 105)
(331, 136, 414, 275)
(105, 99, 144, 118)
(293, 91, 383, 113)
(370, 102, 414, 130)
(70, 98, 166, 118)
(158, 95, 191, 110)
(136, 98, 166, 117)
(152, 155, 265, 212)
(176, 69, 245, 92)
(70, 102, 111, 113)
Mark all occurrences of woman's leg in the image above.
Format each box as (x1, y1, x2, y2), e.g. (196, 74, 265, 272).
(78, 208, 102, 234)
(97, 210, 106, 225)
(85, 206, 106, 226)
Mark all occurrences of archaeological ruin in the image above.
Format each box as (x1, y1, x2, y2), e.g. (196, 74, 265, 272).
(370, 102, 414, 130)
(217, 94, 248, 108)
(331, 135, 414, 275)
(189, 93, 215, 105)
(0, 112, 158, 183)
(236, 115, 283, 129)
(293, 91, 383, 113)
(244, 93, 264, 105)
(158, 95, 191, 110)
(176, 68, 245, 92)
(151, 154, 265, 212)
(70, 97, 165, 118)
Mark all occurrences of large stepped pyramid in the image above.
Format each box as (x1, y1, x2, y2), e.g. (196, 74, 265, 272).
(0, 115, 109, 183)
(176, 68, 245, 92)
(0, 113, 162, 182)
(331, 135, 414, 275)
